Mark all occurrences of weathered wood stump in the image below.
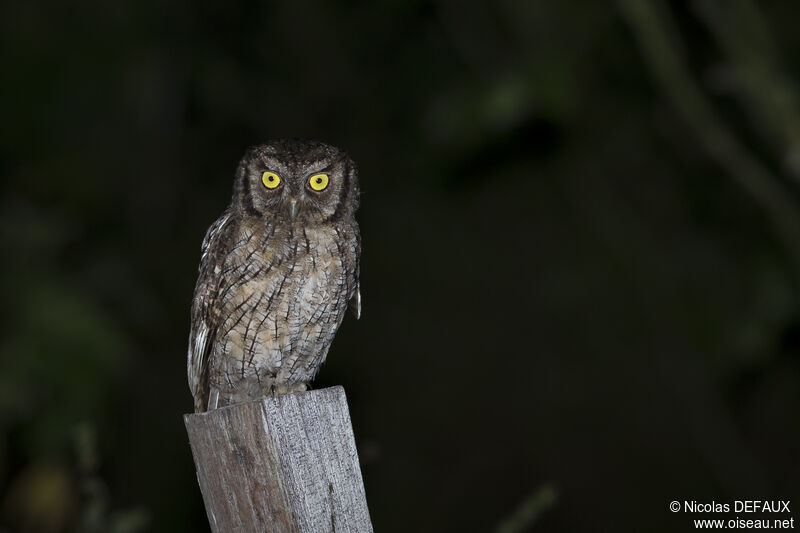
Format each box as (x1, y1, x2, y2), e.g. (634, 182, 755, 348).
(184, 386, 372, 533)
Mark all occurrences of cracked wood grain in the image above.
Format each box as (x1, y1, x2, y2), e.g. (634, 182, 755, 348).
(185, 386, 373, 533)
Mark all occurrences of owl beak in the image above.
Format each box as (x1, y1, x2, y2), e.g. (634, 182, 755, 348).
(288, 199, 300, 221)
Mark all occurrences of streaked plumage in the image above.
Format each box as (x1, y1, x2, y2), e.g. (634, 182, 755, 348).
(188, 140, 360, 412)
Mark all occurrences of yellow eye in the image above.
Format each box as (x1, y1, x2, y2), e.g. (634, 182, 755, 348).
(309, 173, 329, 191)
(261, 171, 281, 189)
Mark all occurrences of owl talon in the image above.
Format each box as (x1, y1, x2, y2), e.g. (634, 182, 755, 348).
(208, 389, 220, 411)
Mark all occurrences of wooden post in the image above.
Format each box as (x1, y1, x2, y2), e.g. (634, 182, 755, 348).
(184, 386, 373, 533)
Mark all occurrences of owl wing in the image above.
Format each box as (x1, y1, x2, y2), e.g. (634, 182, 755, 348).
(188, 211, 235, 412)
(348, 228, 361, 320)
(348, 283, 361, 319)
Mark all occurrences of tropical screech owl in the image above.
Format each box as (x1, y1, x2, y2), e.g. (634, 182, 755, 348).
(187, 139, 361, 413)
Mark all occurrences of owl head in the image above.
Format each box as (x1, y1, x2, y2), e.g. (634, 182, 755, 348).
(232, 139, 359, 224)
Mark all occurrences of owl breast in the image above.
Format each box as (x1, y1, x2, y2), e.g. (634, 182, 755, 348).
(208, 223, 357, 406)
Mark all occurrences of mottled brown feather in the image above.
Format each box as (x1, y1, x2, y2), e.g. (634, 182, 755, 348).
(188, 140, 360, 412)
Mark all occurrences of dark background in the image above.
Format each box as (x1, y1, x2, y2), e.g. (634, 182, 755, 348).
(1, 1, 799, 532)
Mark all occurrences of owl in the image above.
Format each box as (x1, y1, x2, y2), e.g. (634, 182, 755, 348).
(187, 139, 361, 413)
